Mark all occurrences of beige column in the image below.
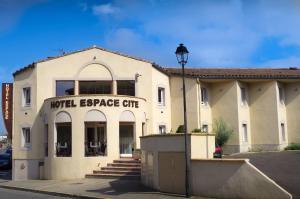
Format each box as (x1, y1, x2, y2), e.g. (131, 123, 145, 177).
(135, 81, 138, 97)
(112, 80, 117, 95)
(75, 80, 79, 95)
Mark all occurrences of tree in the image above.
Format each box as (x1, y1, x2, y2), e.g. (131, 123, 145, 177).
(213, 118, 233, 147)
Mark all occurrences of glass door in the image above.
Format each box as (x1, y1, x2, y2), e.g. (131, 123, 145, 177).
(119, 124, 134, 157)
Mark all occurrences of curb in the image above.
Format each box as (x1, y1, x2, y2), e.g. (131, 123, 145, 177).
(0, 184, 107, 199)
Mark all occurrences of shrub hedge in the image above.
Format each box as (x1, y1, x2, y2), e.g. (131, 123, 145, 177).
(285, 143, 300, 150)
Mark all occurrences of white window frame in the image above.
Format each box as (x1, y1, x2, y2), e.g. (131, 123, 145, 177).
(242, 123, 248, 142)
(200, 87, 208, 105)
(158, 87, 166, 106)
(21, 127, 31, 150)
(22, 87, 31, 107)
(158, 125, 166, 134)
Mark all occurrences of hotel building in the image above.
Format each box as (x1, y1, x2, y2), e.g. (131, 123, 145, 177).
(11, 46, 300, 180)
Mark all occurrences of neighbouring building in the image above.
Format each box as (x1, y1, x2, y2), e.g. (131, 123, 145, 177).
(11, 46, 300, 180)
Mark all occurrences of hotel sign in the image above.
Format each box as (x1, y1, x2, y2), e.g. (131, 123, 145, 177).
(51, 98, 139, 109)
(2, 83, 13, 139)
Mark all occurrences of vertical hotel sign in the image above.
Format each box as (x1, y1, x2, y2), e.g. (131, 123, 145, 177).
(2, 83, 13, 139)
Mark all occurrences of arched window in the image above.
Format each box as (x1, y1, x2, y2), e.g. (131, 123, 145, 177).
(84, 110, 107, 157)
(55, 111, 72, 157)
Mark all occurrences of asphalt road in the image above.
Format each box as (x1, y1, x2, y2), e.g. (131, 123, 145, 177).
(227, 151, 300, 199)
(0, 171, 70, 199)
(0, 188, 71, 199)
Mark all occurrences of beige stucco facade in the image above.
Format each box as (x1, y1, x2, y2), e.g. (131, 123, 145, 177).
(11, 46, 300, 180)
(12, 47, 171, 180)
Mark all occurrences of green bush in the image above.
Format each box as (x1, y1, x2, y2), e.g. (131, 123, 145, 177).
(213, 118, 233, 147)
(176, 125, 185, 133)
(192, 128, 207, 133)
(285, 143, 300, 150)
(192, 128, 202, 133)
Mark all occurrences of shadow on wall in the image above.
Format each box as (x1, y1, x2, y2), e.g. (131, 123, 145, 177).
(191, 159, 292, 199)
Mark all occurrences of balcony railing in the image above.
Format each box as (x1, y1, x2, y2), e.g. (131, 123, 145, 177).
(85, 142, 107, 157)
(56, 142, 72, 157)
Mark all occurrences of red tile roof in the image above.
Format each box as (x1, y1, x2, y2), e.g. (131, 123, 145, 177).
(163, 67, 300, 79)
(12, 46, 300, 79)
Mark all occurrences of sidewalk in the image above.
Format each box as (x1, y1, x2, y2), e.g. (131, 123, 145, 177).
(0, 178, 209, 199)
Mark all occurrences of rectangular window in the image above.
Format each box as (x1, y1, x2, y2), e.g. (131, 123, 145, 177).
(79, 81, 112, 94)
(159, 125, 166, 134)
(202, 124, 208, 133)
(242, 124, 248, 142)
(241, 87, 247, 105)
(56, 123, 72, 157)
(279, 87, 285, 104)
(22, 87, 31, 107)
(85, 122, 107, 157)
(281, 123, 286, 142)
(158, 87, 165, 106)
(56, 80, 75, 96)
(117, 80, 135, 96)
(201, 87, 208, 105)
(45, 124, 48, 157)
(22, 127, 31, 148)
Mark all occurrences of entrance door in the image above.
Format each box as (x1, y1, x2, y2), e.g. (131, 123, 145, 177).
(119, 124, 134, 157)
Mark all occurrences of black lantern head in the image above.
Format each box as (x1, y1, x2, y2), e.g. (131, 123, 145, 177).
(175, 43, 189, 64)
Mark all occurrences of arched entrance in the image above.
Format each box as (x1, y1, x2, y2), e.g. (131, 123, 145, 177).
(84, 110, 107, 157)
(119, 110, 135, 157)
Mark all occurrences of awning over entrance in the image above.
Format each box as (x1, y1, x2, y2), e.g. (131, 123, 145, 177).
(56, 111, 72, 123)
(85, 110, 106, 122)
(119, 110, 135, 122)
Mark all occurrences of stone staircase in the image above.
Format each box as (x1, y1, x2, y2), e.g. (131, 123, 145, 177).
(86, 158, 141, 180)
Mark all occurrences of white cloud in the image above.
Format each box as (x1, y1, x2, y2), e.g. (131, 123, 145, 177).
(260, 56, 300, 68)
(104, 28, 159, 62)
(101, 0, 260, 66)
(95, 0, 300, 67)
(92, 3, 119, 15)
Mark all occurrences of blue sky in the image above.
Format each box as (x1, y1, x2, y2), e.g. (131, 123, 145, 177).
(1, 0, 300, 134)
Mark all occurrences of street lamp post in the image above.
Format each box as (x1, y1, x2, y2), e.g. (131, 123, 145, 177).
(175, 43, 190, 198)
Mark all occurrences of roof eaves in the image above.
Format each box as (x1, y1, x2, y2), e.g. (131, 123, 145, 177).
(13, 62, 36, 77)
(151, 63, 170, 76)
(13, 46, 156, 77)
(166, 72, 300, 79)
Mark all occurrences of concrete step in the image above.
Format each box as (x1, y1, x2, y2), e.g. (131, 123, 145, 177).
(108, 163, 141, 167)
(85, 158, 141, 180)
(101, 166, 141, 171)
(86, 173, 140, 180)
(93, 170, 140, 175)
(93, 170, 141, 175)
(113, 159, 141, 164)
